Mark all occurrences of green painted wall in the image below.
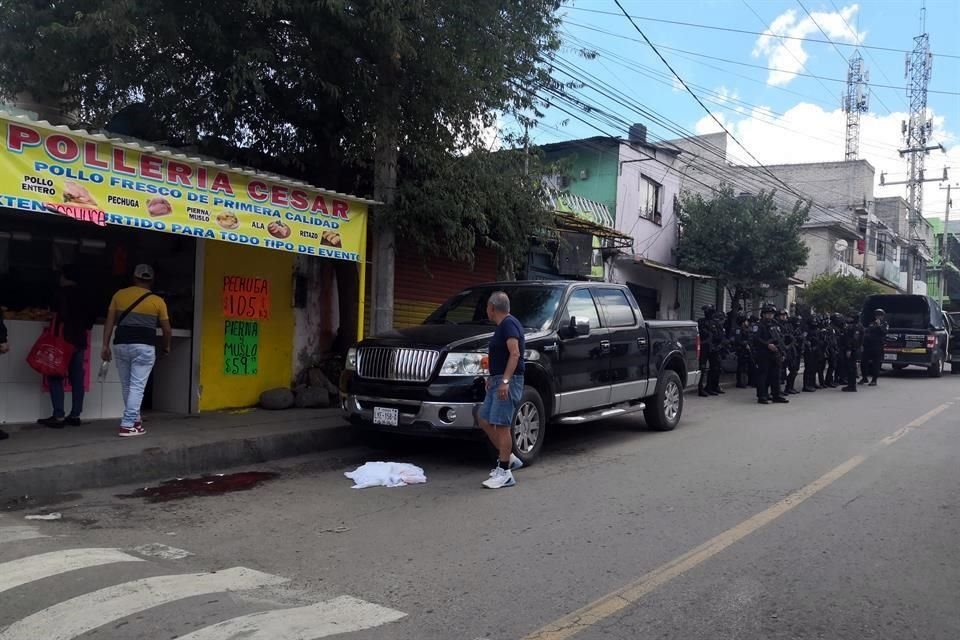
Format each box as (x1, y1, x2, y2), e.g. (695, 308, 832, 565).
(544, 144, 620, 219)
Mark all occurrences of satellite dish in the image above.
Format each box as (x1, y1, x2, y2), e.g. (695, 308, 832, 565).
(834, 239, 849, 253)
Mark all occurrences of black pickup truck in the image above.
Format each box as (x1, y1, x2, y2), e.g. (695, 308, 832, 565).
(340, 281, 701, 463)
(860, 294, 956, 377)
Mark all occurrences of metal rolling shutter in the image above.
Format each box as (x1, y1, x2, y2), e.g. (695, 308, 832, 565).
(693, 280, 718, 319)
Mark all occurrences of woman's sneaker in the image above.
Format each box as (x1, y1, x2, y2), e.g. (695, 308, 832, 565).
(118, 423, 146, 437)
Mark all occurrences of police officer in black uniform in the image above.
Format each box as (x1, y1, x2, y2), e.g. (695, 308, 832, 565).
(802, 316, 821, 392)
(784, 315, 804, 394)
(840, 311, 864, 392)
(825, 314, 843, 387)
(753, 304, 789, 405)
(733, 313, 753, 388)
(707, 311, 727, 395)
(698, 305, 717, 397)
(860, 308, 887, 386)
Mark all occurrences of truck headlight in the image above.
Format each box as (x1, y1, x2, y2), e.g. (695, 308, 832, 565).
(439, 352, 489, 377)
(345, 347, 358, 371)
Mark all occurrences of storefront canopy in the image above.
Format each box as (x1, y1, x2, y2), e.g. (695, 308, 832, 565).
(0, 112, 375, 263)
(630, 257, 715, 280)
(545, 189, 633, 250)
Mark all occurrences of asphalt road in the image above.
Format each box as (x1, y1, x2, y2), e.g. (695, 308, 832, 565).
(1, 369, 958, 640)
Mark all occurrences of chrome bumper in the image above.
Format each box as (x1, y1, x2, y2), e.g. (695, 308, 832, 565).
(344, 394, 481, 430)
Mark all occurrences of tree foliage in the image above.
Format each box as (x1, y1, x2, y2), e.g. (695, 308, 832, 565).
(800, 273, 885, 314)
(676, 186, 810, 296)
(0, 0, 562, 263)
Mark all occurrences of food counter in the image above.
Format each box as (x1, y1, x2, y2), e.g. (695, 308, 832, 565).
(0, 319, 192, 424)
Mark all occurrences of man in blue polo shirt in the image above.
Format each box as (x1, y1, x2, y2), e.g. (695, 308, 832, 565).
(478, 291, 525, 489)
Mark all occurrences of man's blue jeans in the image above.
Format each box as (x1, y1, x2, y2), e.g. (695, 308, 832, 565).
(48, 348, 86, 418)
(114, 343, 156, 428)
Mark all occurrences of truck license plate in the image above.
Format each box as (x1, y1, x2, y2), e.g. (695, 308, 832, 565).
(373, 407, 399, 426)
(884, 353, 897, 361)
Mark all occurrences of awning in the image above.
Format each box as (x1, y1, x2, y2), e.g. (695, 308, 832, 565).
(544, 188, 633, 249)
(628, 256, 715, 280)
(0, 111, 374, 263)
(552, 211, 633, 249)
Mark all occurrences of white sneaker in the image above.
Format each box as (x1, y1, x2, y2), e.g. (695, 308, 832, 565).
(489, 454, 524, 477)
(482, 467, 516, 489)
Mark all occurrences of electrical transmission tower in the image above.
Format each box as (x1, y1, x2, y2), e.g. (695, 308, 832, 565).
(842, 51, 869, 161)
(885, 4, 947, 294)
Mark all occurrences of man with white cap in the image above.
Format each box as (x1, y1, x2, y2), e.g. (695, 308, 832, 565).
(101, 264, 172, 437)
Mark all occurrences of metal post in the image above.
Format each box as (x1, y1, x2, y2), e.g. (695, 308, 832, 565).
(942, 183, 952, 307)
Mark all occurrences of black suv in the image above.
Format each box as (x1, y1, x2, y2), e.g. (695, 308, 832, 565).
(341, 281, 701, 463)
(861, 294, 955, 377)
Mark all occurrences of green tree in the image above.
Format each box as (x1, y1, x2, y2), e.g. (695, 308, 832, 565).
(676, 186, 810, 301)
(800, 273, 884, 314)
(0, 0, 562, 332)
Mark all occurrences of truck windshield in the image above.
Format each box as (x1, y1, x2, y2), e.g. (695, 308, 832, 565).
(424, 285, 564, 331)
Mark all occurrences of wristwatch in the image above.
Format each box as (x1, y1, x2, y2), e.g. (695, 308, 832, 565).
(502, 378, 510, 385)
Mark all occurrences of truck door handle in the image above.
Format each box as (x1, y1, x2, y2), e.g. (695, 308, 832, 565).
(600, 340, 611, 352)
(637, 337, 648, 347)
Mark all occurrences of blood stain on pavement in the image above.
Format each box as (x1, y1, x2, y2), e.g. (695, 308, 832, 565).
(116, 472, 279, 502)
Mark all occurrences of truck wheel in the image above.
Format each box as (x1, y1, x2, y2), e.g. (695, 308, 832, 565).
(928, 357, 943, 378)
(512, 387, 546, 465)
(644, 370, 683, 432)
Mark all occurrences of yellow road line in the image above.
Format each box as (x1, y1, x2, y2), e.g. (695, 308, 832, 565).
(522, 402, 954, 640)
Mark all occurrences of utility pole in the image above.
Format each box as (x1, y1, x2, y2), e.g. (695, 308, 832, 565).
(842, 51, 869, 161)
(941, 183, 954, 307)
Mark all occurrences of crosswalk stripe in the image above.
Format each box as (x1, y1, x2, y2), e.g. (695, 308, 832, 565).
(0, 548, 143, 595)
(0, 526, 49, 544)
(0, 567, 289, 640)
(176, 595, 407, 640)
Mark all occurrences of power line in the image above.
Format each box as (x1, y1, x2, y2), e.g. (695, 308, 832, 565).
(531, 63, 863, 232)
(564, 5, 960, 60)
(827, 0, 908, 114)
(741, 0, 841, 107)
(560, 32, 903, 157)
(609, 0, 857, 214)
(563, 19, 960, 96)
(525, 94, 854, 250)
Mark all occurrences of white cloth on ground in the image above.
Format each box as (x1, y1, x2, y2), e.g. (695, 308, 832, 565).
(344, 462, 427, 489)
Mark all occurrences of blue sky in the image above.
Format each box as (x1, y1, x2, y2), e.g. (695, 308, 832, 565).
(520, 0, 960, 218)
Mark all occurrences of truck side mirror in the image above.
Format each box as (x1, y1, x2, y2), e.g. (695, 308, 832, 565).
(570, 316, 591, 336)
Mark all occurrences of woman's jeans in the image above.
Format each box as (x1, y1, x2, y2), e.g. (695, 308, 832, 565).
(48, 348, 86, 418)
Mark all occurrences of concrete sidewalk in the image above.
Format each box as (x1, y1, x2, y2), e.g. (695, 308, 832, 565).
(0, 408, 356, 500)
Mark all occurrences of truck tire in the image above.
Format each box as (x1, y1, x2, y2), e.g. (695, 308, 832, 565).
(928, 356, 943, 378)
(512, 386, 546, 465)
(644, 370, 683, 432)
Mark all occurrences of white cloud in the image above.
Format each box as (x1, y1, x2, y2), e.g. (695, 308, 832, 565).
(753, 4, 865, 86)
(714, 86, 741, 104)
(699, 102, 958, 218)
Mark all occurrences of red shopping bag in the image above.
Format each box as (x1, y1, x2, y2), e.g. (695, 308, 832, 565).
(26, 318, 75, 377)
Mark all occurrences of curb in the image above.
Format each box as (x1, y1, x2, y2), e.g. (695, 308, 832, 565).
(0, 424, 358, 500)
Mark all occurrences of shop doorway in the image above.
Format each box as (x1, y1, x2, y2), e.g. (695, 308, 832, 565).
(0, 208, 197, 424)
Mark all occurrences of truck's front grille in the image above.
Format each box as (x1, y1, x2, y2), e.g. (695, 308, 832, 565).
(357, 347, 439, 382)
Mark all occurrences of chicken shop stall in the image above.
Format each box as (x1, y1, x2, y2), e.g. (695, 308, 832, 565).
(0, 112, 372, 424)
